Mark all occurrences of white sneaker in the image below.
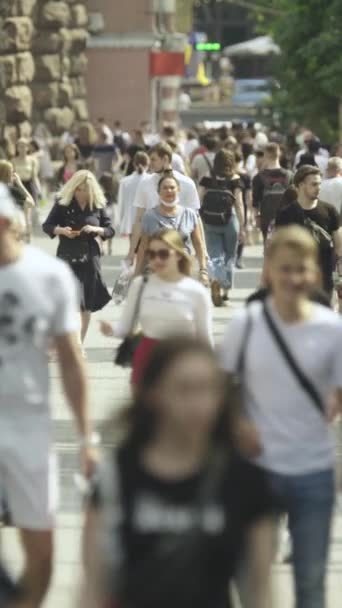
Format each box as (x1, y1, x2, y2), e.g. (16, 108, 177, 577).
(276, 520, 293, 563)
(336, 492, 342, 512)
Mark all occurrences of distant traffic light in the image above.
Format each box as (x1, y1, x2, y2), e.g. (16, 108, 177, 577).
(195, 42, 221, 51)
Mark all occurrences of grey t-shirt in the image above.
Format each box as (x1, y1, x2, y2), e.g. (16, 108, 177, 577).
(141, 207, 198, 252)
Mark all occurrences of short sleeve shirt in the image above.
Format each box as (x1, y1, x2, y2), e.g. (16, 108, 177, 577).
(141, 207, 198, 253)
(0, 246, 79, 425)
(200, 176, 242, 192)
(252, 168, 293, 209)
(220, 300, 342, 474)
(275, 200, 339, 291)
(134, 171, 200, 211)
(92, 447, 277, 608)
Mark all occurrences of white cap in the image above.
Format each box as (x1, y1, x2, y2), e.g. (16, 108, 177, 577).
(0, 183, 17, 221)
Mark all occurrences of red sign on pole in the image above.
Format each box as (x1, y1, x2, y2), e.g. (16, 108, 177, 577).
(150, 52, 185, 77)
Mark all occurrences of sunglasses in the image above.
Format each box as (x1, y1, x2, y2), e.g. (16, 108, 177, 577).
(146, 248, 171, 261)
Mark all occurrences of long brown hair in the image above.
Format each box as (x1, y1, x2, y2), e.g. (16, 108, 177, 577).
(63, 143, 80, 162)
(149, 229, 192, 276)
(114, 337, 231, 450)
(213, 149, 235, 178)
(133, 151, 149, 174)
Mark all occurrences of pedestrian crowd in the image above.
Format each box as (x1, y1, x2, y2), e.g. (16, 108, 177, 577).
(0, 117, 342, 608)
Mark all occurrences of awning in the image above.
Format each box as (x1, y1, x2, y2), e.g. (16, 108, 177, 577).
(223, 36, 280, 57)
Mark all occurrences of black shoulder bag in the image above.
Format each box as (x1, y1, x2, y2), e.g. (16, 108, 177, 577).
(114, 275, 148, 368)
(262, 302, 324, 415)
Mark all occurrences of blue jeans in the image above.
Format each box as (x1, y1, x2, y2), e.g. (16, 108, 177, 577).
(269, 468, 335, 608)
(204, 215, 239, 289)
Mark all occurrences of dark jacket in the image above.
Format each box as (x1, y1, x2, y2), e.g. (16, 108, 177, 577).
(42, 198, 115, 260)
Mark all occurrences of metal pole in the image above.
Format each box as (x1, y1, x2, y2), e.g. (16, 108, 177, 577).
(150, 76, 158, 133)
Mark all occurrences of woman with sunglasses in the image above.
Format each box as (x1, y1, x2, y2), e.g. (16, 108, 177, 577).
(81, 337, 275, 608)
(100, 229, 212, 385)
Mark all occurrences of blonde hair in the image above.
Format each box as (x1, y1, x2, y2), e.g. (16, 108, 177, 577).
(267, 226, 319, 263)
(58, 170, 106, 209)
(0, 160, 13, 184)
(149, 229, 192, 276)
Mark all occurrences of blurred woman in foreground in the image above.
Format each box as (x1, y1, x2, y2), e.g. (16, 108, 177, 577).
(82, 337, 275, 608)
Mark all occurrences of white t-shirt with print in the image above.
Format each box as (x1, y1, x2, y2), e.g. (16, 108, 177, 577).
(0, 246, 79, 429)
(220, 300, 342, 475)
(133, 170, 200, 212)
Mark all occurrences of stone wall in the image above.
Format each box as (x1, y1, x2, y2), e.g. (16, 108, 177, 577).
(0, 0, 89, 157)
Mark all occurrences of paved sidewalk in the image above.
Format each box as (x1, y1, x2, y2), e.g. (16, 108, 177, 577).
(2, 228, 341, 607)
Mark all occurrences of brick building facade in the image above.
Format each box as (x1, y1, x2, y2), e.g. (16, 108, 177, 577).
(85, 1, 185, 130)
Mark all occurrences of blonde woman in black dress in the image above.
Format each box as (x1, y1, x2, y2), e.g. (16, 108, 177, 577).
(43, 170, 115, 350)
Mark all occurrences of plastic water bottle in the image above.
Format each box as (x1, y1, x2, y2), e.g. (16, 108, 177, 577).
(112, 260, 133, 304)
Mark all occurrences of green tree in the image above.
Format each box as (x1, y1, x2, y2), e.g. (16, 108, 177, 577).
(255, 0, 342, 142)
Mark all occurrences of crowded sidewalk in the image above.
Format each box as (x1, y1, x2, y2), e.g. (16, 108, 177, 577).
(1, 227, 341, 608)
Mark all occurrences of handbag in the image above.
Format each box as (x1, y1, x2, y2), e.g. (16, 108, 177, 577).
(94, 235, 105, 257)
(262, 302, 324, 415)
(114, 275, 148, 368)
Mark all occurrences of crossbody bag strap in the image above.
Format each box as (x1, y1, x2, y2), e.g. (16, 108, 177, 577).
(203, 154, 213, 174)
(203, 154, 220, 188)
(262, 302, 324, 415)
(235, 309, 253, 376)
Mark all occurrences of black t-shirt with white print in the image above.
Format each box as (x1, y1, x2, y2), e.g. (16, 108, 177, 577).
(275, 200, 339, 292)
(93, 446, 277, 608)
(200, 175, 242, 193)
(252, 168, 293, 210)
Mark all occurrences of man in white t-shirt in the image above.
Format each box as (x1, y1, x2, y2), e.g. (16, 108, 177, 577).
(191, 135, 218, 185)
(0, 186, 97, 607)
(220, 226, 342, 608)
(172, 151, 186, 174)
(319, 156, 342, 216)
(127, 142, 200, 264)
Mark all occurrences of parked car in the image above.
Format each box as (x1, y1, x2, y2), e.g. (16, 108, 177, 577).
(231, 78, 273, 107)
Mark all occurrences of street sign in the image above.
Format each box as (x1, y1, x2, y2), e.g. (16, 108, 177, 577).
(195, 42, 221, 51)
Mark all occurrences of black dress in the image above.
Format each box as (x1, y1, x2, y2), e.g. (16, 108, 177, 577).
(9, 184, 27, 208)
(43, 198, 115, 312)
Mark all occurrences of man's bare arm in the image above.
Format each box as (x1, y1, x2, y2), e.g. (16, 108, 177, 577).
(54, 333, 97, 476)
(55, 332, 90, 436)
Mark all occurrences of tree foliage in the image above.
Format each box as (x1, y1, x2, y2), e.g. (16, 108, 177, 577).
(255, 0, 342, 141)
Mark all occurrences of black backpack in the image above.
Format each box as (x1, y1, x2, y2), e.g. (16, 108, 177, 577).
(200, 165, 235, 226)
(259, 170, 292, 231)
